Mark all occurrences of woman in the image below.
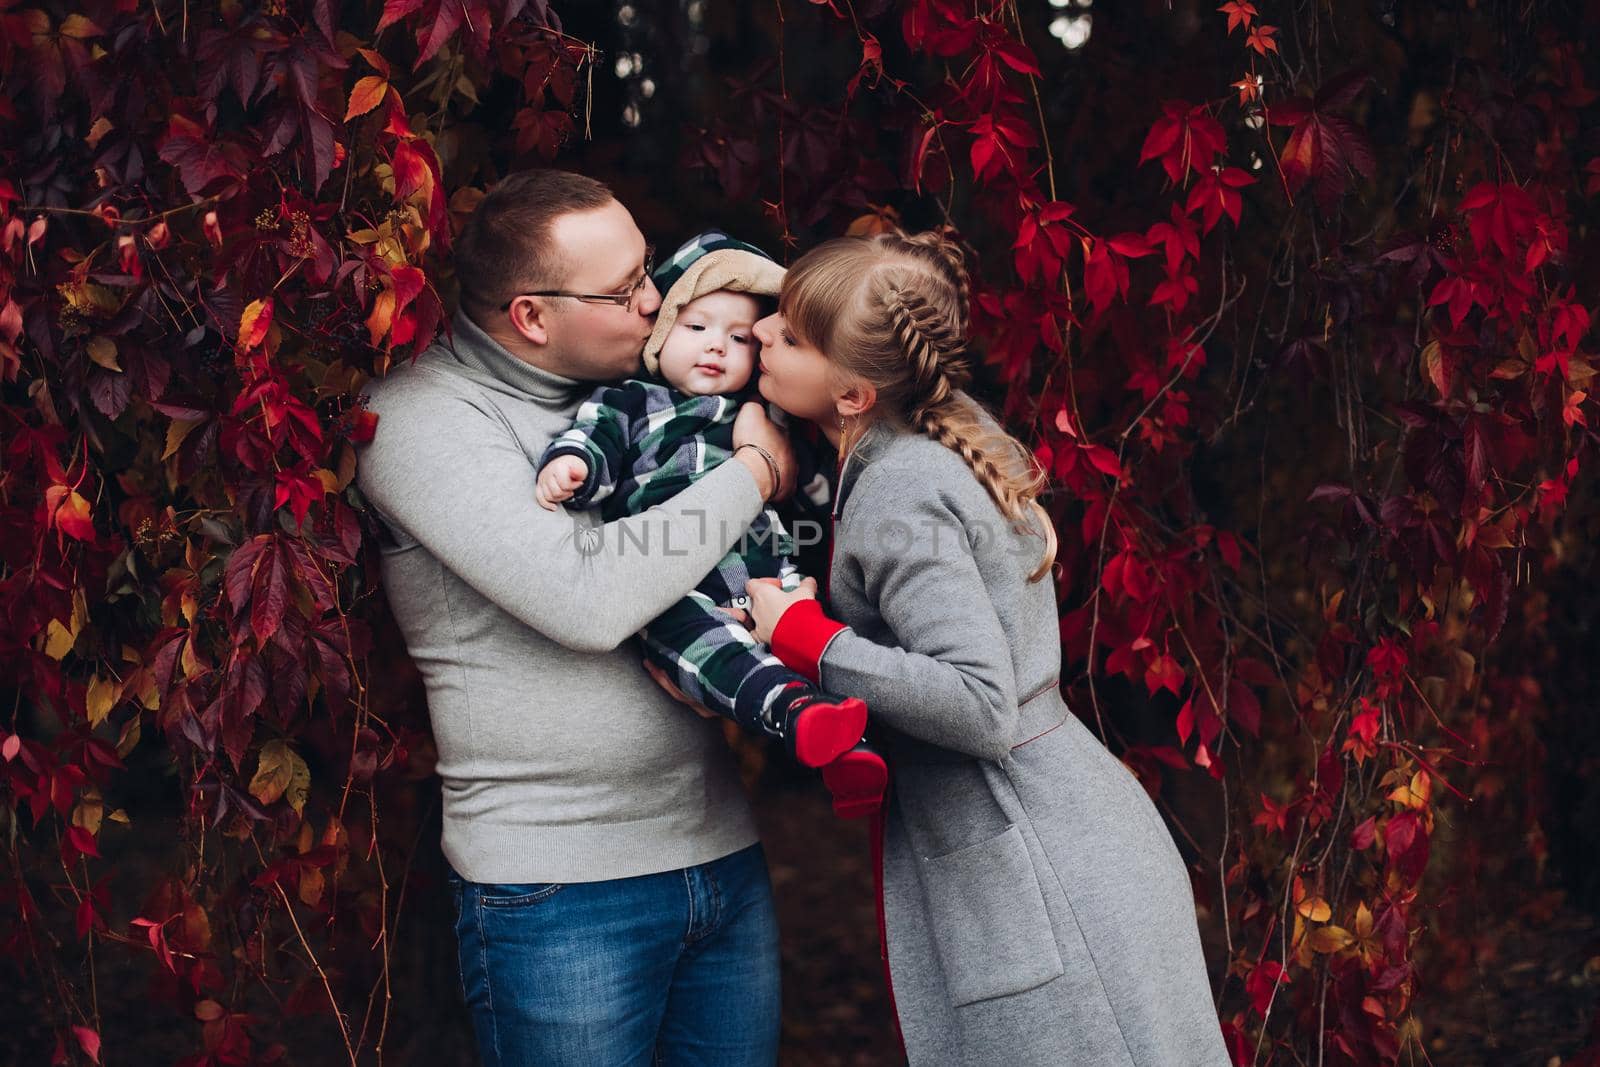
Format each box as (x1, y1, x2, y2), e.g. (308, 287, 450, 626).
(743, 232, 1232, 1066)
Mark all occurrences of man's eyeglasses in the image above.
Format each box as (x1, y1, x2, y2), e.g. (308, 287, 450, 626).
(501, 246, 656, 311)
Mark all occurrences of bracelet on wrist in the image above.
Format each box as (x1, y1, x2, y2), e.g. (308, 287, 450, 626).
(736, 443, 780, 501)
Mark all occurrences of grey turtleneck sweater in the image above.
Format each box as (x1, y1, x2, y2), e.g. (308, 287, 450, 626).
(356, 313, 764, 883)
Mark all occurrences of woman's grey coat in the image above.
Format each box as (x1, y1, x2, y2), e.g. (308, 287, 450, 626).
(809, 405, 1232, 1066)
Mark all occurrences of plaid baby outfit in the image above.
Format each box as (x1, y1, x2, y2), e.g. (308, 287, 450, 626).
(540, 378, 820, 733)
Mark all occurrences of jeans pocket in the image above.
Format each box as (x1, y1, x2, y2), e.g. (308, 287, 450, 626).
(921, 824, 1065, 1007)
(476, 882, 565, 909)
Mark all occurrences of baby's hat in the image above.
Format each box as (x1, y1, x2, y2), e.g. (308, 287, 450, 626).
(643, 229, 785, 374)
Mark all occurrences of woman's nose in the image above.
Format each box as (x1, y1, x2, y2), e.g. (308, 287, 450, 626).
(752, 314, 775, 345)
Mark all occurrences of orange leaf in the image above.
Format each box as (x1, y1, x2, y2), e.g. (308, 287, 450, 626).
(366, 289, 397, 348)
(1308, 925, 1353, 953)
(345, 76, 389, 122)
(356, 47, 392, 79)
(238, 297, 273, 350)
(46, 485, 95, 542)
(1296, 895, 1332, 922)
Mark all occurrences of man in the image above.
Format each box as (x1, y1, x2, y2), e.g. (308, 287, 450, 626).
(356, 170, 794, 1066)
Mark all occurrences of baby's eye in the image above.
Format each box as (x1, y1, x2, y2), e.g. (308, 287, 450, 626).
(731, 334, 751, 345)
(685, 322, 705, 331)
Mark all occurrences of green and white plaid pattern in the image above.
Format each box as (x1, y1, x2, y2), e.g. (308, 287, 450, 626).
(640, 569, 809, 734)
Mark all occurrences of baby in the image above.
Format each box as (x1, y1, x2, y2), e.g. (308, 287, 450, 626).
(535, 231, 867, 770)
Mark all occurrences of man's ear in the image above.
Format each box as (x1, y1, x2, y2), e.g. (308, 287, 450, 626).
(836, 379, 877, 419)
(507, 296, 552, 346)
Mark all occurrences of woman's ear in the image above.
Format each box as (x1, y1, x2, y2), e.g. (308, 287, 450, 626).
(836, 379, 877, 419)
(508, 296, 551, 346)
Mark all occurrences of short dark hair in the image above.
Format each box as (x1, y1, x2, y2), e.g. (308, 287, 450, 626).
(454, 170, 615, 324)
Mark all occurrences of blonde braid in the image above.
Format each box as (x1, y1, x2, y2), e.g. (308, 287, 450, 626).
(916, 397, 1057, 581)
(883, 285, 967, 410)
(777, 228, 1058, 581)
(890, 235, 1054, 581)
(900, 231, 972, 335)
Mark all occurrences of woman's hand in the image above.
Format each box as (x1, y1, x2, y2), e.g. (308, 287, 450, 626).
(746, 576, 819, 645)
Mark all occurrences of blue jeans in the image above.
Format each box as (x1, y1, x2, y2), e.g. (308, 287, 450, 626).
(449, 843, 781, 1067)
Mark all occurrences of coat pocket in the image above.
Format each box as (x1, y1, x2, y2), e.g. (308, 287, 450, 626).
(921, 823, 1065, 1007)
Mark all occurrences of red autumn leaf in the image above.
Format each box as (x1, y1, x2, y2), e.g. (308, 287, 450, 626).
(1082, 443, 1123, 479)
(1246, 958, 1287, 1016)
(393, 141, 433, 202)
(65, 825, 100, 861)
(1139, 101, 1227, 185)
(1270, 71, 1376, 210)
(1218, 0, 1256, 33)
(376, 0, 427, 32)
(1146, 653, 1186, 696)
(238, 297, 274, 350)
(1459, 181, 1540, 261)
(156, 114, 244, 195)
(416, 0, 465, 66)
(73, 1026, 101, 1064)
(845, 34, 890, 97)
(274, 469, 326, 526)
(1562, 389, 1588, 428)
(1012, 200, 1076, 284)
(246, 534, 297, 643)
(1365, 637, 1408, 682)
(1245, 24, 1278, 55)
(968, 112, 1037, 183)
(1149, 268, 1199, 314)
(1184, 166, 1255, 233)
(992, 38, 1042, 76)
(1146, 203, 1202, 275)
(1425, 273, 1480, 329)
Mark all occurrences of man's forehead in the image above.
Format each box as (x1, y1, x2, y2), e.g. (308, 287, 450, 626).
(549, 202, 645, 283)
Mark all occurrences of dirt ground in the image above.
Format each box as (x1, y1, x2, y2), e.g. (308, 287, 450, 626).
(4, 769, 1599, 1065)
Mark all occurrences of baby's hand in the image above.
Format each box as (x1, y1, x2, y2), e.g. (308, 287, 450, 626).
(536, 455, 589, 510)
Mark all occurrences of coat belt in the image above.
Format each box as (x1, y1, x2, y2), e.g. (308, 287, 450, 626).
(887, 683, 1070, 766)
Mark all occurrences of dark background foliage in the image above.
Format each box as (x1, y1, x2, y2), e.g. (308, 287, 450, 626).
(2, 0, 1598, 1063)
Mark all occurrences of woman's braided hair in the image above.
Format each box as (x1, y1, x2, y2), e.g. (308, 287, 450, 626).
(780, 230, 1057, 582)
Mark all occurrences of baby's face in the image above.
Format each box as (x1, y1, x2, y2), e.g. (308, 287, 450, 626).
(657, 290, 761, 396)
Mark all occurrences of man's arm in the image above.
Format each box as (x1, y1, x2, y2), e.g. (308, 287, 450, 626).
(358, 385, 766, 654)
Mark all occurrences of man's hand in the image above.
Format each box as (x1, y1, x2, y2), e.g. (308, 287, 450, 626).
(535, 455, 589, 511)
(732, 402, 797, 501)
(746, 576, 819, 645)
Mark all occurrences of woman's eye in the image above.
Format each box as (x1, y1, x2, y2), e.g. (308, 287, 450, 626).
(781, 331, 797, 346)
